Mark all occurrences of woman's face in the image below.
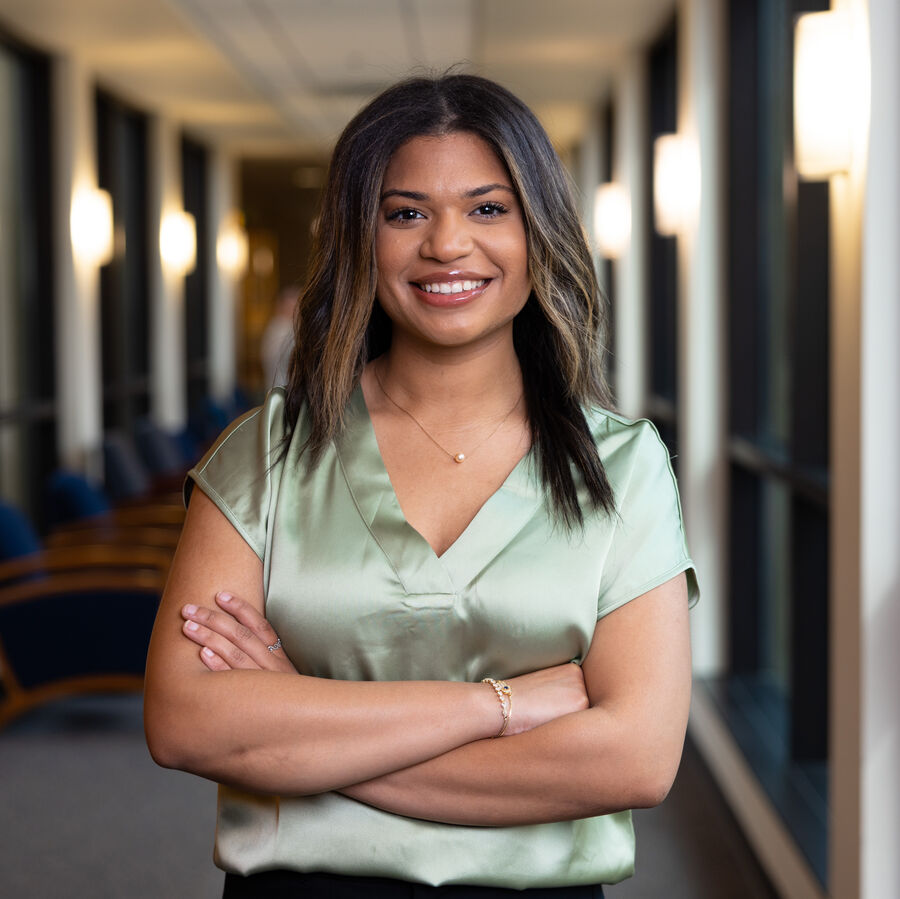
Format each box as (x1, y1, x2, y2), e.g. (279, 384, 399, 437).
(374, 131, 531, 353)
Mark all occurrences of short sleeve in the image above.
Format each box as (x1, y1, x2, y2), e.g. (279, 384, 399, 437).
(596, 418, 699, 618)
(184, 388, 287, 561)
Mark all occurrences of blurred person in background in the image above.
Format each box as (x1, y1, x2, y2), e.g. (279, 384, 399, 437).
(261, 284, 300, 388)
(145, 73, 698, 899)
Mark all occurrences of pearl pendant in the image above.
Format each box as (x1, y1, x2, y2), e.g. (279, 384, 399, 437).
(453, 453, 466, 463)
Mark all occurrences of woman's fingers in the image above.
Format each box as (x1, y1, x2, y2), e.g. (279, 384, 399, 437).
(182, 616, 261, 669)
(200, 647, 233, 671)
(215, 592, 281, 650)
(180, 594, 298, 674)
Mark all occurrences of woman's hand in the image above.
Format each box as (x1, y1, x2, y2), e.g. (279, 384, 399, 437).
(503, 662, 589, 735)
(181, 592, 298, 675)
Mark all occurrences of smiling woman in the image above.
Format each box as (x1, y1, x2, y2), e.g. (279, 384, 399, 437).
(143, 73, 698, 899)
(374, 133, 531, 355)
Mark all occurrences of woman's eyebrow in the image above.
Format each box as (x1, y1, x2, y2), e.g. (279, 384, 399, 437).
(462, 183, 516, 198)
(380, 184, 516, 202)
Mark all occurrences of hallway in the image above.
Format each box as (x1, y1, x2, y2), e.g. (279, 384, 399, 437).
(0, 695, 776, 898)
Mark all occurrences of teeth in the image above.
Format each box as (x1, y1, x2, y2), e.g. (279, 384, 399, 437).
(421, 279, 485, 294)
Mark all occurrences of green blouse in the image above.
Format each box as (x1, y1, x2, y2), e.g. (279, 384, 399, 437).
(186, 385, 698, 888)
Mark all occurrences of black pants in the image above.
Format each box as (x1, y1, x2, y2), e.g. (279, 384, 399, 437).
(223, 871, 604, 898)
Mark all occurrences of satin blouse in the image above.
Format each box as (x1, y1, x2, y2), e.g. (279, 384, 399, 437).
(186, 385, 699, 888)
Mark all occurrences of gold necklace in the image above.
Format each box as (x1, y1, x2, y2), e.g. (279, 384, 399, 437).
(373, 364, 523, 464)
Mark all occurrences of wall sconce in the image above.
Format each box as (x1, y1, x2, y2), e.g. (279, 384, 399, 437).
(70, 187, 114, 267)
(216, 215, 249, 277)
(594, 183, 631, 259)
(794, 10, 863, 179)
(653, 134, 701, 237)
(160, 210, 197, 276)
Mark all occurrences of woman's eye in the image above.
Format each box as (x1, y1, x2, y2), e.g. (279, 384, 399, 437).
(473, 202, 508, 218)
(385, 208, 423, 222)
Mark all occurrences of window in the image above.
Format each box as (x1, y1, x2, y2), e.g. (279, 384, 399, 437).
(600, 99, 616, 398)
(95, 89, 150, 435)
(182, 136, 210, 417)
(646, 19, 678, 457)
(0, 32, 54, 528)
(717, 0, 830, 883)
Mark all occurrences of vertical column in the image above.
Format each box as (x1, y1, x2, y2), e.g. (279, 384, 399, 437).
(148, 116, 187, 430)
(859, 0, 900, 890)
(208, 149, 238, 405)
(51, 55, 103, 477)
(575, 100, 602, 251)
(827, 0, 871, 890)
(677, 0, 727, 674)
(612, 54, 649, 420)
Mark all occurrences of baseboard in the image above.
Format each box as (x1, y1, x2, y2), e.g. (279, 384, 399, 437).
(689, 685, 828, 899)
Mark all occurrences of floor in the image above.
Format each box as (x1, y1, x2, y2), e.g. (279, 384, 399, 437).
(0, 694, 777, 898)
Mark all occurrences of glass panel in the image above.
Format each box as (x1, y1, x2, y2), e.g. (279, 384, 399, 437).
(760, 478, 791, 693)
(757, 0, 792, 451)
(0, 47, 22, 417)
(0, 46, 26, 509)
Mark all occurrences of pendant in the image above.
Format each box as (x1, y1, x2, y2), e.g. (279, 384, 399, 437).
(453, 453, 466, 463)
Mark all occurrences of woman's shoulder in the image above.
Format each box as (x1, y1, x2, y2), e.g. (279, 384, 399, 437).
(192, 387, 290, 480)
(582, 404, 670, 469)
(184, 388, 294, 559)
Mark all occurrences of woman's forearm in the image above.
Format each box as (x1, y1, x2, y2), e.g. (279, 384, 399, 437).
(145, 668, 503, 795)
(340, 703, 683, 826)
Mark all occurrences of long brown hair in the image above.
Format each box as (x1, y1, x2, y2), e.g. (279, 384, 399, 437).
(285, 73, 614, 526)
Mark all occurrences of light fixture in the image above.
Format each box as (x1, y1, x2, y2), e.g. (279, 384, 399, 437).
(593, 182, 631, 259)
(70, 187, 114, 267)
(216, 215, 249, 277)
(794, 10, 862, 179)
(160, 210, 197, 276)
(653, 134, 701, 237)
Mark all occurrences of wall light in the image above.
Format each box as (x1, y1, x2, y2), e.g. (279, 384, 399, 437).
(70, 187, 114, 267)
(594, 183, 631, 259)
(216, 215, 249, 277)
(653, 134, 701, 237)
(160, 210, 197, 277)
(794, 10, 862, 179)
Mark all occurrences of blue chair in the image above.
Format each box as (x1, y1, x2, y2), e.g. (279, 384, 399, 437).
(45, 471, 110, 528)
(0, 502, 42, 561)
(102, 431, 151, 501)
(134, 418, 189, 477)
(0, 552, 168, 728)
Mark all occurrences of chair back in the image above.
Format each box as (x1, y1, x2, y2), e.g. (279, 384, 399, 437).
(45, 471, 110, 527)
(0, 503, 41, 561)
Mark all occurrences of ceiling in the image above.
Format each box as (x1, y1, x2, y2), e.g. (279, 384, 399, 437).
(0, 0, 675, 157)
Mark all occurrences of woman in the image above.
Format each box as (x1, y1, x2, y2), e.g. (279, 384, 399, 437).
(144, 73, 698, 897)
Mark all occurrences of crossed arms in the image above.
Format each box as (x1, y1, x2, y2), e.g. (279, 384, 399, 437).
(143, 489, 692, 826)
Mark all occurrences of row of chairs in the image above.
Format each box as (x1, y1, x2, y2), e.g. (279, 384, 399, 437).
(0, 416, 205, 728)
(0, 392, 254, 728)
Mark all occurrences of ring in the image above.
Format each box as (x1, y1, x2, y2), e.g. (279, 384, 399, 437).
(267, 637, 282, 653)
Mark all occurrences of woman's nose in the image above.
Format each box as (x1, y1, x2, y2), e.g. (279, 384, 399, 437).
(420, 214, 473, 261)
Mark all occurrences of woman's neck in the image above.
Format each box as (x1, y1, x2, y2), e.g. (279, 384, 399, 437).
(372, 334, 524, 422)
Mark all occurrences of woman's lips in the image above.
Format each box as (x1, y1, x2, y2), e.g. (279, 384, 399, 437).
(410, 278, 491, 307)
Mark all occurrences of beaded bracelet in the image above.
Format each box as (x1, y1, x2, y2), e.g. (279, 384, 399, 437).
(481, 677, 512, 737)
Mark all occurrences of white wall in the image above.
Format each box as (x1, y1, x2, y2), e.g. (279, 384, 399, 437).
(208, 150, 240, 405)
(612, 55, 649, 421)
(51, 55, 103, 478)
(676, 0, 727, 676)
(148, 116, 187, 431)
(858, 0, 900, 894)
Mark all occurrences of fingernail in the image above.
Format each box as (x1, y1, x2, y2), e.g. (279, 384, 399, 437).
(185, 621, 199, 632)
(202, 647, 215, 658)
(184, 604, 198, 615)
(218, 593, 232, 603)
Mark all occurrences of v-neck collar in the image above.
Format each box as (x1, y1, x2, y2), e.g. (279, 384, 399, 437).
(334, 383, 544, 595)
